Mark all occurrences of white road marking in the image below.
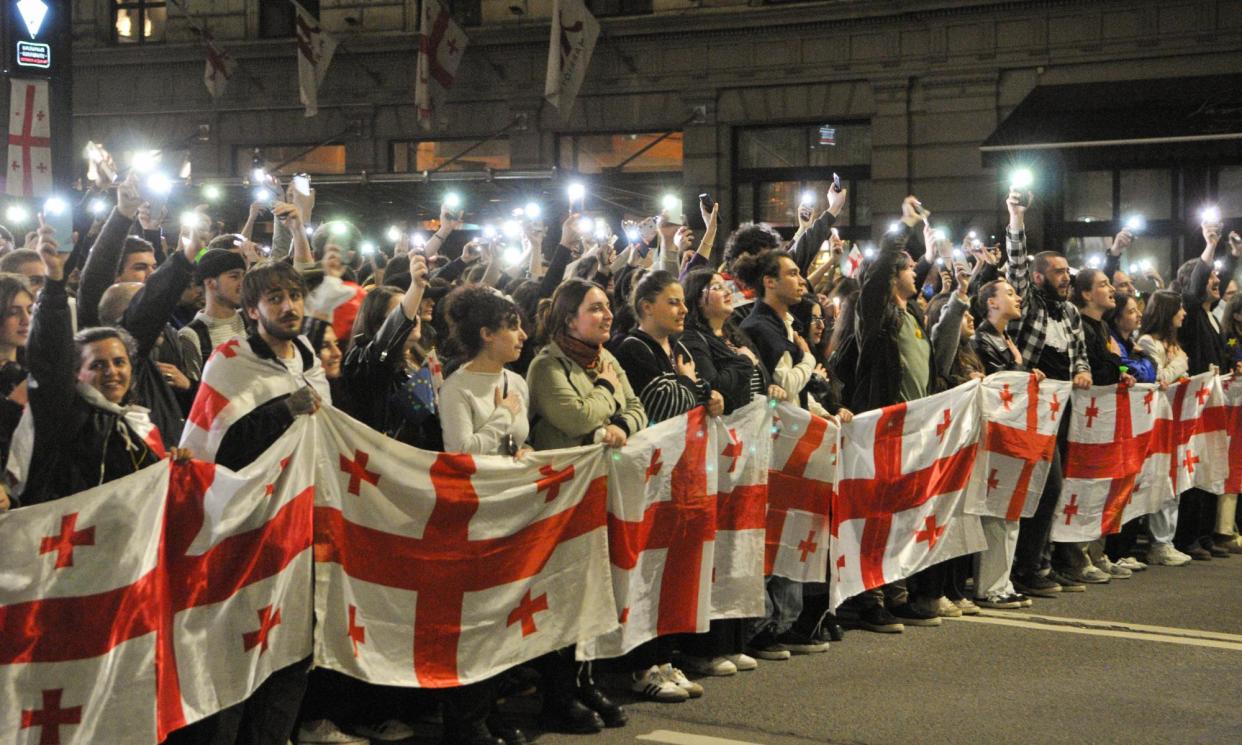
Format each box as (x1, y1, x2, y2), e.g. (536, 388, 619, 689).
(637, 729, 766, 745)
(948, 613, 1242, 651)
(976, 609, 1242, 643)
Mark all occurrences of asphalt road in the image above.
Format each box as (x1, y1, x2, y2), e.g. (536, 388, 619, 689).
(371, 555, 1242, 745)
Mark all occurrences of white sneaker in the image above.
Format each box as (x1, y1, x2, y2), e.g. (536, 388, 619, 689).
(723, 652, 758, 671)
(678, 655, 737, 677)
(1147, 543, 1192, 567)
(953, 598, 981, 616)
(297, 720, 369, 745)
(631, 665, 689, 702)
(353, 719, 413, 742)
(659, 663, 703, 698)
(935, 597, 963, 618)
(1116, 556, 1148, 571)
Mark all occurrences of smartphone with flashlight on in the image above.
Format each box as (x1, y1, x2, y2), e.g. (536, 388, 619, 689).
(831, 173, 842, 193)
(292, 174, 311, 197)
(699, 193, 715, 213)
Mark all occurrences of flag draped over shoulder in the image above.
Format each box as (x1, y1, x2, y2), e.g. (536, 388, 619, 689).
(544, 0, 600, 114)
(414, 0, 468, 130)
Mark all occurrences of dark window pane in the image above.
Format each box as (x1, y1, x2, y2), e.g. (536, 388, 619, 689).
(1119, 169, 1171, 221)
(392, 140, 511, 173)
(559, 133, 683, 174)
(589, 0, 653, 17)
(1063, 171, 1112, 222)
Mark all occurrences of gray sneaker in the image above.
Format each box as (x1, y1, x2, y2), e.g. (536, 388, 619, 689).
(1075, 565, 1111, 584)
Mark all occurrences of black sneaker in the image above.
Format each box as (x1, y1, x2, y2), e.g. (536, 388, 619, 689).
(775, 628, 830, 653)
(1012, 572, 1062, 598)
(745, 630, 792, 660)
(858, 605, 904, 633)
(889, 602, 942, 626)
(815, 613, 845, 643)
(974, 595, 1022, 609)
(1047, 569, 1086, 592)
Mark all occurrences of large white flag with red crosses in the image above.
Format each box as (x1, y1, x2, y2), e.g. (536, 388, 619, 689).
(766, 403, 837, 582)
(293, 0, 337, 118)
(0, 421, 316, 743)
(831, 381, 984, 609)
(312, 406, 615, 686)
(579, 408, 719, 660)
(1055, 383, 1169, 542)
(180, 336, 330, 463)
(1162, 372, 1228, 496)
(5, 78, 51, 197)
(966, 372, 1070, 520)
(1218, 374, 1242, 493)
(708, 400, 771, 620)
(414, 0, 468, 130)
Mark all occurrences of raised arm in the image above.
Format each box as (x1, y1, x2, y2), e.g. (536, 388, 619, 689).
(79, 174, 142, 328)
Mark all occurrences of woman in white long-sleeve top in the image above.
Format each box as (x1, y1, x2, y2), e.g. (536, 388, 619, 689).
(440, 285, 530, 456)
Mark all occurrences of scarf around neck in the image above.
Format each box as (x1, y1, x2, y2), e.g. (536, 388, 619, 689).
(555, 332, 602, 372)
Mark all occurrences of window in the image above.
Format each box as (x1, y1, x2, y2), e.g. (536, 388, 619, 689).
(391, 140, 512, 173)
(447, 0, 482, 27)
(113, 1, 167, 44)
(1213, 166, 1242, 219)
(237, 145, 347, 176)
(259, 0, 320, 39)
(588, 0, 653, 17)
(558, 133, 684, 174)
(733, 122, 872, 238)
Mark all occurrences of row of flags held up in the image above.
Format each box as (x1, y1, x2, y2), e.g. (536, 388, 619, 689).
(199, 0, 600, 124)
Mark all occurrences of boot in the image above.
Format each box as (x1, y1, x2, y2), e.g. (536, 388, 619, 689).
(577, 661, 627, 727)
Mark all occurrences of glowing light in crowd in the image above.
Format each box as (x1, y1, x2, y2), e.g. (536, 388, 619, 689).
(89, 198, 107, 216)
(594, 218, 610, 239)
(304, 226, 315, 237)
(864, 247, 875, 258)
(444, 193, 462, 210)
(576, 216, 594, 234)
(1087, 254, 1103, 269)
(662, 194, 682, 214)
(888, 221, 901, 233)
(251, 167, 267, 184)
(386, 225, 402, 242)
(567, 183, 585, 204)
(145, 172, 173, 196)
(180, 211, 202, 229)
(360, 241, 377, 255)
(800, 191, 815, 207)
(503, 245, 524, 266)
(5, 205, 29, 225)
(252, 186, 273, 203)
(292, 175, 311, 196)
(502, 220, 521, 238)
(1200, 205, 1221, 224)
(1009, 168, 1034, 190)
(330, 222, 349, 237)
(1128, 263, 1139, 274)
(967, 230, 977, 240)
(932, 228, 947, 242)
(130, 150, 160, 173)
(524, 202, 542, 219)
(42, 196, 66, 216)
(482, 224, 497, 239)
(1124, 214, 1146, 232)
(952, 248, 964, 261)
(203, 185, 222, 202)
(1140, 258, 1153, 271)
(411, 232, 427, 247)
(625, 226, 640, 243)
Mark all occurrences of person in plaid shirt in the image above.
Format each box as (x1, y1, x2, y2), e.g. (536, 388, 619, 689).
(1003, 187, 1098, 599)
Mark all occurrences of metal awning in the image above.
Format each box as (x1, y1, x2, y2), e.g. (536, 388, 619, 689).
(981, 74, 1242, 166)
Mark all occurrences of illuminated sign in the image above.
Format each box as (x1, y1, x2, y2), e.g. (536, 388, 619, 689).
(17, 0, 46, 37)
(16, 40, 48, 68)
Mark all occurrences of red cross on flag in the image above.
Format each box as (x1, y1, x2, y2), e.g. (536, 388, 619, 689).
(415, 0, 469, 130)
(0, 423, 316, 742)
(708, 400, 771, 620)
(544, 0, 600, 114)
(966, 372, 1070, 520)
(578, 407, 719, 659)
(180, 336, 331, 463)
(767, 402, 837, 582)
(6, 78, 51, 198)
(831, 381, 984, 609)
(201, 30, 238, 100)
(312, 407, 615, 687)
(1162, 372, 1228, 496)
(1056, 383, 1171, 542)
(293, 0, 338, 118)
(842, 246, 865, 278)
(1218, 374, 1242, 493)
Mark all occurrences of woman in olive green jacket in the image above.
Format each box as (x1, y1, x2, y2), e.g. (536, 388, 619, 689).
(527, 279, 646, 450)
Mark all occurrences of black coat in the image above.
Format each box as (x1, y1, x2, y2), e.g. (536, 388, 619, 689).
(1178, 259, 1230, 376)
(679, 320, 767, 414)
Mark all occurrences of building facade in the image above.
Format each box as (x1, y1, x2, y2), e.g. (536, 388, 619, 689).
(68, 0, 1242, 273)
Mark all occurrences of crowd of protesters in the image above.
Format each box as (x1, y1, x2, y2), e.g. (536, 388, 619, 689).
(3, 152, 1241, 745)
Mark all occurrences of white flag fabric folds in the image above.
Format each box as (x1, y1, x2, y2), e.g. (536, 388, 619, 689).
(1, 421, 315, 743)
(313, 406, 616, 687)
(1220, 374, 1242, 494)
(967, 372, 1070, 520)
(293, 0, 337, 118)
(709, 400, 770, 620)
(5, 78, 51, 198)
(766, 402, 836, 582)
(415, 0, 468, 130)
(831, 381, 984, 609)
(544, 0, 600, 114)
(201, 30, 237, 99)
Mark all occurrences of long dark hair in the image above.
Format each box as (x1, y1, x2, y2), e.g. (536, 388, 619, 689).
(631, 270, 678, 322)
(1139, 290, 1183, 346)
(351, 286, 402, 343)
(538, 278, 605, 346)
(1104, 292, 1137, 339)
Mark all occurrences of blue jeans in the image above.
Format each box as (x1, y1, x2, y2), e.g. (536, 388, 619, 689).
(747, 576, 802, 639)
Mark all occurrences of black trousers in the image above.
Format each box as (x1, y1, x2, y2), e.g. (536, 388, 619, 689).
(1174, 488, 1218, 551)
(162, 656, 310, 745)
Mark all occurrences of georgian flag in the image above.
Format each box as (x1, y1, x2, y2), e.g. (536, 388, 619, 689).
(832, 381, 984, 609)
(1219, 374, 1242, 493)
(414, 0, 468, 130)
(579, 408, 719, 660)
(6, 78, 51, 198)
(312, 406, 616, 687)
(1055, 383, 1168, 542)
(842, 246, 865, 279)
(709, 400, 770, 620)
(293, 0, 338, 118)
(1, 421, 316, 742)
(1164, 371, 1228, 496)
(180, 336, 330, 463)
(767, 402, 836, 582)
(201, 30, 237, 100)
(966, 372, 1070, 520)
(544, 0, 600, 114)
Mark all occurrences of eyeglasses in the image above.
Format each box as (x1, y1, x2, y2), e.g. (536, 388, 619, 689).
(810, 317, 825, 327)
(706, 283, 728, 294)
